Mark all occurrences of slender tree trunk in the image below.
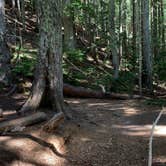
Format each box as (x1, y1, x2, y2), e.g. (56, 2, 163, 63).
(109, 0, 119, 79)
(160, 0, 165, 51)
(0, 0, 11, 86)
(132, 0, 137, 70)
(152, 0, 158, 57)
(141, 0, 153, 92)
(138, 0, 142, 95)
(63, 0, 75, 50)
(20, 0, 66, 117)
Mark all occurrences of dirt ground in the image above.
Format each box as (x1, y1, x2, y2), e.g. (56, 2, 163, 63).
(0, 94, 166, 166)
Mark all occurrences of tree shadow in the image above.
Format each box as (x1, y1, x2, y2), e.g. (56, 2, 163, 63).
(0, 132, 73, 162)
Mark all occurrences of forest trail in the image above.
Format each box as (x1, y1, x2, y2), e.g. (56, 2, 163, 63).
(0, 96, 166, 166)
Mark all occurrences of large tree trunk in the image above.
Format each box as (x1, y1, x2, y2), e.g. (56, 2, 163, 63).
(20, 0, 66, 118)
(0, 0, 11, 86)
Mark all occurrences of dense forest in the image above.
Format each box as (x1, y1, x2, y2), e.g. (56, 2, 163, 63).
(0, 0, 165, 166)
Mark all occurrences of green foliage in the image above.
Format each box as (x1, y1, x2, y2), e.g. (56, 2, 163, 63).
(64, 49, 85, 62)
(110, 71, 136, 93)
(145, 98, 166, 107)
(154, 50, 166, 82)
(12, 47, 37, 79)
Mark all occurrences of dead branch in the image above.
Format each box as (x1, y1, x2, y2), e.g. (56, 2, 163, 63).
(148, 107, 165, 166)
(0, 112, 47, 133)
(42, 112, 65, 132)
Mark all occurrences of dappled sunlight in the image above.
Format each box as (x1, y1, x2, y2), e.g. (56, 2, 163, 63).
(0, 134, 67, 166)
(113, 124, 166, 137)
(65, 99, 81, 104)
(154, 156, 166, 164)
(80, 137, 91, 142)
(88, 102, 111, 106)
(37, 152, 64, 165)
(123, 107, 141, 117)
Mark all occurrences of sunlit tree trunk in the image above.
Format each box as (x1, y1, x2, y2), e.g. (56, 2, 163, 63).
(0, 0, 11, 86)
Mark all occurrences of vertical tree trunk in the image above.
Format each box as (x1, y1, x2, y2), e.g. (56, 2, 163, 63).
(63, 0, 75, 50)
(109, 0, 119, 79)
(20, 0, 66, 117)
(132, 0, 137, 70)
(141, 0, 153, 92)
(160, 0, 165, 51)
(152, 0, 158, 57)
(138, 0, 142, 95)
(0, 0, 11, 86)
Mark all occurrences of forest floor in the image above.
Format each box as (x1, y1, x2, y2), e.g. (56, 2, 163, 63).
(0, 94, 166, 166)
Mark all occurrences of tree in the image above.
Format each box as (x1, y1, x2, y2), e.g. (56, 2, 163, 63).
(151, 0, 158, 57)
(63, 0, 75, 50)
(20, 0, 67, 119)
(141, 0, 153, 92)
(0, 0, 11, 86)
(109, 0, 119, 79)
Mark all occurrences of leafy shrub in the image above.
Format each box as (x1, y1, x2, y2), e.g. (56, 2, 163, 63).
(154, 50, 166, 82)
(12, 47, 37, 79)
(110, 71, 136, 93)
(145, 99, 166, 107)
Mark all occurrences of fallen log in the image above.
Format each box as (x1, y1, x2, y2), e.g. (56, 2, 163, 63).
(64, 83, 104, 98)
(0, 112, 47, 133)
(63, 83, 142, 99)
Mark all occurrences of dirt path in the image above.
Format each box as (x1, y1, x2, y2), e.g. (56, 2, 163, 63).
(0, 96, 166, 166)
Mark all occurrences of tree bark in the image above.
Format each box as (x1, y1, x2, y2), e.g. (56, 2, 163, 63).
(20, 0, 66, 118)
(109, 0, 119, 79)
(0, 0, 11, 86)
(0, 112, 47, 133)
(63, 0, 75, 50)
(141, 0, 153, 92)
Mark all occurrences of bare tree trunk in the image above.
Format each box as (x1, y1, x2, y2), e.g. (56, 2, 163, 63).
(63, 0, 75, 50)
(109, 0, 119, 79)
(20, 0, 67, 118)
(152, 0, 158, 57)
(141, 0, 153, 92)
(0, 0, 11, 86)
(160, 0, 165, 51)
(132, 0, 137, 70)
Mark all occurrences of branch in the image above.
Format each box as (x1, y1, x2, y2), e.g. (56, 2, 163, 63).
(148, 107, 165, 166)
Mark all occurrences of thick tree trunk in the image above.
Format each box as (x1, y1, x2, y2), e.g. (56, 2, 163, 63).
(0, 0, 11, 86)
(20, 0, 66, 118)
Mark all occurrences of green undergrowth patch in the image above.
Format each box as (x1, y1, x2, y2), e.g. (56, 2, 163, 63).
(145, 98, 166, 107)
(12, 46, 37, 79)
